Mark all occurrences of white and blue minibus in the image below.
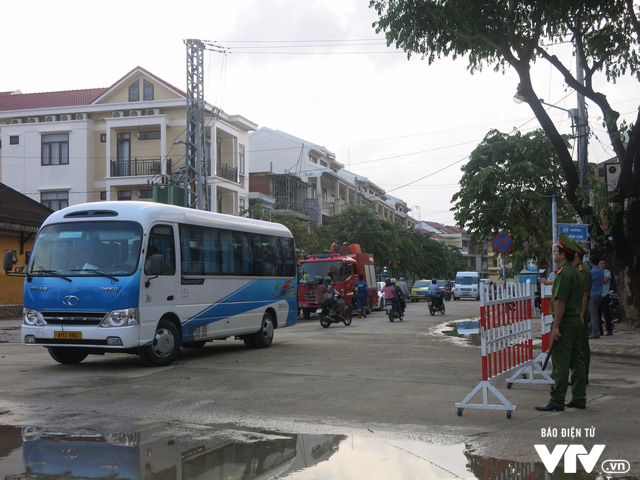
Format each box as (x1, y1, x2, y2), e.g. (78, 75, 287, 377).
(9, 201, 297, 366)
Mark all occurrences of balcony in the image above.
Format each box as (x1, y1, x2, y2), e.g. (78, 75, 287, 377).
(216, 162, 238, 183)
(110, 158, 172, 177)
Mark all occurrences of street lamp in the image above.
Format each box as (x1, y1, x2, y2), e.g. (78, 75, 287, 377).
(513, 93, 578, 136)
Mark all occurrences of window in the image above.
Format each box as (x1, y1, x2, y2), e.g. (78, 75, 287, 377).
(116, 132, 131, 175)
(179, 223, 294, 277)
(42, 134, 69, 165)
(117, 190, 132, 201)
(239, 144, 246, 174)
(309, 154, 317, 164)
(41, 191, 68, 211)
(129, 81, 139, 102)
(10, 136, 19, 145)
(145, 225, 176, 275)
(143, 80, 154, 101)
(100, 191, 107, 200)
(138, 189, 152, 199)
(320, 160, 328, 167)
(138, 131, 161, 141)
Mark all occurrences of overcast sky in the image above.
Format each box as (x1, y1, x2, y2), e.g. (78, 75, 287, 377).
(3, 0, 638, 225)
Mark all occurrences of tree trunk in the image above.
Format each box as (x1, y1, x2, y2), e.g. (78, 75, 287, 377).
(610, 257, 640, 326)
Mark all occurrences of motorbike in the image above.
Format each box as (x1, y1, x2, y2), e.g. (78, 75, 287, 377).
(427, 291, 446, 316)
(386, 301, 404, 322)
(443, 287, 452, 302)
(317, 301, 353, 328)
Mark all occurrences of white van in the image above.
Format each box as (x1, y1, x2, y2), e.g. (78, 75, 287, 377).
(454, 271, 480, 300)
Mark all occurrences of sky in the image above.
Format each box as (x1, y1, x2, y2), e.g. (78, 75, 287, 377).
(2, 0, 638, 226)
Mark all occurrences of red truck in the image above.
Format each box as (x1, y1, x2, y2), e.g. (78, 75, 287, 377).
(297, 243, 379, 319)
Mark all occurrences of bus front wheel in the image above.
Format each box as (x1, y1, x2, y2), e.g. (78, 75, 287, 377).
(140, 319, 180, 366)
(48, 347, 89, 364)
(244, 312, 274, 349)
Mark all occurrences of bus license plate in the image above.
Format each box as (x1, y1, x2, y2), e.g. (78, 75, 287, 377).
(54, 331, 82, 340)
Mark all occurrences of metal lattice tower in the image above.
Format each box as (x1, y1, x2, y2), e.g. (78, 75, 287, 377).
(184, 39, 207, 209)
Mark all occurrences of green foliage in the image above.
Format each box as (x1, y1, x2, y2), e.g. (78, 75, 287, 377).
(271, 213, 329, 259)
(322, 204, 464, 280)
(452, 129, 576, 270)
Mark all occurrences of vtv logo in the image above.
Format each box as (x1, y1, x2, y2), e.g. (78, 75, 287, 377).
(535, 444, 606, 473)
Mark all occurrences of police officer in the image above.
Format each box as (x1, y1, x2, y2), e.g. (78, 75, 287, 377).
(573, 241, 592, 385)
(535, 233, 587, 411)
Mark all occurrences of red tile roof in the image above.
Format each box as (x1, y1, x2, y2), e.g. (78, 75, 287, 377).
(0, 88, 108, 112)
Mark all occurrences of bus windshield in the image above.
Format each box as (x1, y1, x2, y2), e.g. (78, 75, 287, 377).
(29, 221, 143, 277)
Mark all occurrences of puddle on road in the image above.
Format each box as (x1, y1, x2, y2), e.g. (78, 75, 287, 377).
(435, 319, 481, 347)
(0, 424, 624, 479)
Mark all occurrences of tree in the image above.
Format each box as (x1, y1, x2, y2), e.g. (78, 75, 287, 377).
(452, 129, 576, 272)
(272, 213, 329, 259)
(370, 0, 640, 321)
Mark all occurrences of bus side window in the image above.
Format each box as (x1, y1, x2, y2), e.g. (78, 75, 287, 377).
(145, 225, 176, 275)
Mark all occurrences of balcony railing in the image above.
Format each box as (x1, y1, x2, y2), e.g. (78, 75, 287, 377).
(216, 162, 238, 183)
(110, 158, 171, 177)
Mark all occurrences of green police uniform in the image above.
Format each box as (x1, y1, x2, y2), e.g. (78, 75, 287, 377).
(577, 261, 591, 382)
(549, 261, 587, 409)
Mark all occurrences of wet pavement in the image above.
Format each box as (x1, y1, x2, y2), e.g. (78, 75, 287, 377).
(0, 422, 616, 479)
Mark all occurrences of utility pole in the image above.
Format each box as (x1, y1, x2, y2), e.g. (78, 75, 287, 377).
(576, 52, 589, 188)
(184, 39, 227, 210)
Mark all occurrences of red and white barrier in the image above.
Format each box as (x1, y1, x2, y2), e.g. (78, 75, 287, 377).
(504, 283, 554, 387)
(455, 282, 534, 418)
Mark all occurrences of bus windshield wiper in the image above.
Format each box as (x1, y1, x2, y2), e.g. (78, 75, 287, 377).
(37, 269, 72, 282)
(70, 268, 119, 281)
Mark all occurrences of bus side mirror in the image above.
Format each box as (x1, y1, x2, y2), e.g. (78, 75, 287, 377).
(3, 250, 17, 273)
(145, 253, 164, 287)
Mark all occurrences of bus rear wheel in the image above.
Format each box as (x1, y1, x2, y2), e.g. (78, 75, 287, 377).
(139, 319, 180, 366)
(244, 311, 274, 349)
(48, 347, 89, 364)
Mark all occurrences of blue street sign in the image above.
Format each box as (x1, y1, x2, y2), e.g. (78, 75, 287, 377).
(558, 223, 589, 243)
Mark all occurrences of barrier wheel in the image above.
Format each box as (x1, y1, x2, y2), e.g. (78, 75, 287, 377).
(507, 382, 513, 389)
(507, 411, 512, 419)
(457, 408, 463, 417)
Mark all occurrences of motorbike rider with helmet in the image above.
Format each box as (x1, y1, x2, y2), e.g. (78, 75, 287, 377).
(392, 278, 406, 314)
(382, 278, 400, 315)
(315, 276, 345, 320)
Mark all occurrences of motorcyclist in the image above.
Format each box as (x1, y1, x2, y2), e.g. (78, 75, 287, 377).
(397, 277, 410, 300)
(314, 276, 334, 316)
(382, 278, 399, 315)
(323, 276, 345, 320)
(392, 278, 406, 314)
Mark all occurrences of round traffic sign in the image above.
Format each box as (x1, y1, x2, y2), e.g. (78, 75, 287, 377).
(492, 232, 513, 253)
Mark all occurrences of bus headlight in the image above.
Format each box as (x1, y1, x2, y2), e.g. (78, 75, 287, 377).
(100, 308, 140, 328)
(23, 309, 46, 326)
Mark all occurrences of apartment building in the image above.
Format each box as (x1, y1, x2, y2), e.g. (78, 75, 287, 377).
(249, 127, 416, 227)
(0, 67, 255, 214)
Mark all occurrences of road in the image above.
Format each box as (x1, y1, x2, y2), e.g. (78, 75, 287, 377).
(0, 299, 638, 476)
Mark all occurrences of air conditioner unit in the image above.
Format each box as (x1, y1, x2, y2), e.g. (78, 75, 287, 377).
(76, 113, 88, 120)
(28, 117, 39, 123)
(10, 119, 22, 124)
(130, 110, 142, 117)
(145, 108, 159, 116)
(59, 114, 72, 121)
(45, 115, 57, 122)
(112, 111, 124, 118)
(605, 163, 620, 191)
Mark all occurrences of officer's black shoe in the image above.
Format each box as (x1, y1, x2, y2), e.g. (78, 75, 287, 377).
(535, 402, 564, 411)
(565, 401, 586, 409)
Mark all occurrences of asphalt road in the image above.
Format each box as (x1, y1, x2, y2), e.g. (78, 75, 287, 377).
(0, 299, 638, 474)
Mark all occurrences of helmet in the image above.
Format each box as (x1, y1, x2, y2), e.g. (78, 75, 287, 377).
(432, 278, 437, 283)
(315, 276, 323, 284)
(399, 277, 404, 281)
(324, 276, 332, 284)
(391, 278, 396, 284)
(385, 278, 391, 285)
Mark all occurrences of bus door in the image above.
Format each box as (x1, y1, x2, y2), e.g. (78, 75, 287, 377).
(142, 224, 177, 318)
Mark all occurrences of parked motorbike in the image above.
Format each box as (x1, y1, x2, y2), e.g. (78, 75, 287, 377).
(609, 291, 621, 321)
(386, 301, 404, 322)
(317, 301, 353, 328)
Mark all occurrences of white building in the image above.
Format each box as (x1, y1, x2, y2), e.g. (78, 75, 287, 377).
(249, 127, 416, 227)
